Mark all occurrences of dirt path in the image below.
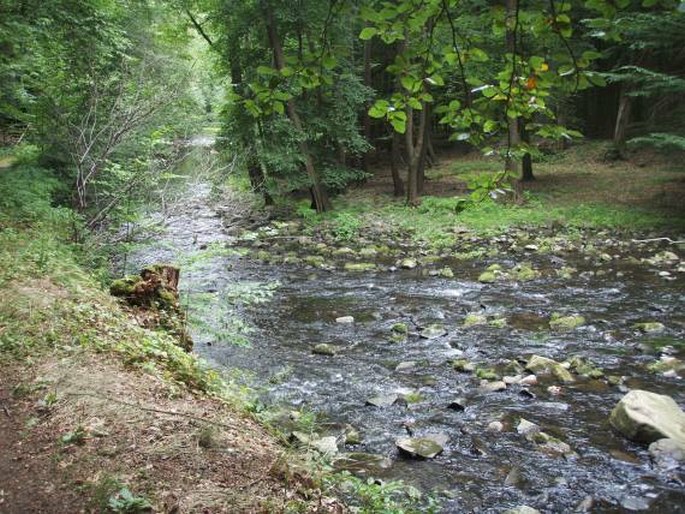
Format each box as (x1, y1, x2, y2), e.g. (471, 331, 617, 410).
(0, 354, 338, 513)
(0, 366, 84, 513)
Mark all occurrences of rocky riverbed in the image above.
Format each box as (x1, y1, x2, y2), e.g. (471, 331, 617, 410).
(121, 180, 684, 513)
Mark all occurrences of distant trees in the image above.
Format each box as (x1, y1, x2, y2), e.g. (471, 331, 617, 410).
(3, 0, 682, 219)
(0, 0, 202, 228)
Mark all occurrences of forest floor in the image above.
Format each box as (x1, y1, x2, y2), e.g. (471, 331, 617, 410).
(339, 141, 685, 238)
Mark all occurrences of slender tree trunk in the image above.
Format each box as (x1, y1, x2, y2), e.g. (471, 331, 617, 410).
(505, 0, 521, 176)
(391, 131, 404, 197)
(229, 48, 272, 205)
(263, 2, 331, 212)
(613, 87, 633, 159)
(362, 35, 373, 173)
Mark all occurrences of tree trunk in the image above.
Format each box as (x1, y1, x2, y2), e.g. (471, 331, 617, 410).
(405, 104, 427, 207)
(391, 131, 404, 197)
(263, 2, 331, 212)
(613, 88, 633, 159)
(362, 35, 373, 173)
(520, 119, 534, 181)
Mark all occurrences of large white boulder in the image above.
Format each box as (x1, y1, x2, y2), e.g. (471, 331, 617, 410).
(609, 390, 685, 447)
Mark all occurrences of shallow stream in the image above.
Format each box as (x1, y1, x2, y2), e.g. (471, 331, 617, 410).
(121, 176, 684, 513)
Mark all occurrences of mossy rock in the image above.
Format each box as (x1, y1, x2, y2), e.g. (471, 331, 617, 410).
(511, 263, 538, 282)
(439, 267, 455, 278)
(391, 322, 408, 335)
(489, 317, 507, 328)
(478, 271, 497, 284)
(313, 343, 338, 356)
(452, 358, 475, 373)
(475, 367, 500, 381)
(463, 313, 487, 327)
(549, 313, 585, 331)
(303, 255, 326, 267)
(633, 322, 666, 334)
(344, 262, 377, 272)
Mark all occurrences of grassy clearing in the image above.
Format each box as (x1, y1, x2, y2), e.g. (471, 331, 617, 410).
(319, 141, 685, 248)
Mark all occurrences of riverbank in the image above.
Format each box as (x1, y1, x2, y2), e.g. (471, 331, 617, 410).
(0, 162, 344, 513)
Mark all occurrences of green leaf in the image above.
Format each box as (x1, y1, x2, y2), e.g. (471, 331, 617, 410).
(529, 56, 545, 71)
(401, 75, 419, 92)
(390, 117, 406, 133)
(359, 27, 378, 40)
(468, 48, 489, 62)
(322, 55, 337, 70)
(407, 97, 422, 110)
(273, 101, 285, 115)
(369, 100, 389, 119)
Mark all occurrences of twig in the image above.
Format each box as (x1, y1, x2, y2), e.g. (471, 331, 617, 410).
(632, 237, 685, 244)
(64, 392, 232, 429)
(1, 402, 10, 417)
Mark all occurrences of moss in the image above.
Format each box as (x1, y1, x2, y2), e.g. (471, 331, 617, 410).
(478, 271, 497, 283)
(391, 322, 408, 334)
(109, 276, 139, 296)
(475, 367, 500, 381)
(343, 262, 376, 272)
(463, 313, 487, 327)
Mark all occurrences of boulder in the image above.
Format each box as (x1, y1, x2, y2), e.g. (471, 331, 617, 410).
(649, 438, 685, 469)
(525, 355, 574, 383)
(609, 390, 685, 447)
(335, 315, 355, 324)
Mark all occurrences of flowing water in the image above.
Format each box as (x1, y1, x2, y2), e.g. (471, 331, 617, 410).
(121, 171, 684, 513)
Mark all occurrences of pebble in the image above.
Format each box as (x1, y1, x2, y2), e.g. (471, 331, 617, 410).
(336, 316, 355, 323)
(487, 421, 504, 432)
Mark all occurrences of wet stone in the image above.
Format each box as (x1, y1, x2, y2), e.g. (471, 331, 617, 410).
(396, 433, 449, 459)
(366, 393, 399, 408)
(503, 507, 541, 514)
(419, 323, 447, 339)
(447, 398, 467, 411)
(610, 390, 685, 447)
(312, 343, 338, 356)
(334, 452, 393, 474)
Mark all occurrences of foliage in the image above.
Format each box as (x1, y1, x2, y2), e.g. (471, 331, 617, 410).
(107, 487, 153, 513)
(327, 472, 438, 514)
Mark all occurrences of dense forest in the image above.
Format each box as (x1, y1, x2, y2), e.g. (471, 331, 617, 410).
(2, 0, 684, 219)
(1, 1, 684, 513)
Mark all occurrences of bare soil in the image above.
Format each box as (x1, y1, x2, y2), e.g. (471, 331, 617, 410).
(0, 353, 340, 513)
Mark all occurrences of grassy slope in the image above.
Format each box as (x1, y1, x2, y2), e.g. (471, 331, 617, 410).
(0, 163, 335, 513)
